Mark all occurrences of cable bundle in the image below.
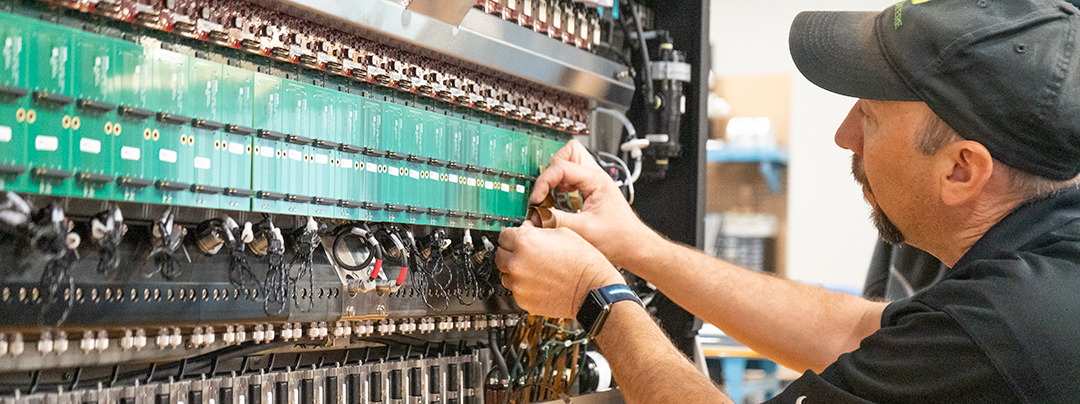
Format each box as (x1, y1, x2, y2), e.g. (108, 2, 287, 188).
(262, 219, 289, 316)
(148, 210, 185, 280)
(488, 316, 589, 404)
(449, 232, 480, 306)
(90, 206, 125, 276)
(409, 228, 452, 312)
(33, 204, 77, 327)
(288, 217, 320, 312)
(223, 217, 259, 292)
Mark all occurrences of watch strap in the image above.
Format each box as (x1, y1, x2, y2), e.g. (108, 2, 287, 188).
(597, 284, 641, 306)
(577, 284, 643, 338)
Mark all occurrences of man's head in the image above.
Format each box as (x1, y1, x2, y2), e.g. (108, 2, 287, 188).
(790, 0, 1080, 250)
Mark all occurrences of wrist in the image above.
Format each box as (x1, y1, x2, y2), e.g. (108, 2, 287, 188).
(576, 283, 644, 338)
(574, 266, 625, 314)
(612, 228, 666, 270)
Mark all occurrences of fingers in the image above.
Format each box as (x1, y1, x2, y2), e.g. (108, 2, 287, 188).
(547, 208, 582, 232)
(495, 246, 512, 273)
(530, 141, 609, 205)
(529, 159, 608, 205)
(498, 226, 522, 252)
(551, 139, 603, 170)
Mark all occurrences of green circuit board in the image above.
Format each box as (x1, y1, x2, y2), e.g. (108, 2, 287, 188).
(0, 10, 569, 230)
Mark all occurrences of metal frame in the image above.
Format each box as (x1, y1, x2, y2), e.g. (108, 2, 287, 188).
(250, 0, 636, 108)
(629, 0, 711, 358)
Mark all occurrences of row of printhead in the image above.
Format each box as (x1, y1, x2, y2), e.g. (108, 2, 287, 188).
(0, 11, 567, 228)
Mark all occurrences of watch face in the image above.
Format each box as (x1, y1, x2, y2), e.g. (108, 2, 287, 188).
(576, 292, 606, 331)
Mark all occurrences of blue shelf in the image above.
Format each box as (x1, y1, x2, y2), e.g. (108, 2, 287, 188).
(707, 147, 789, 164)
(706, 147, 789, 193)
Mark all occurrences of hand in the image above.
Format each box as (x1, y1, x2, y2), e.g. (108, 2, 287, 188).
(530, 139, 659, 267)
(497, 221, 625, 319)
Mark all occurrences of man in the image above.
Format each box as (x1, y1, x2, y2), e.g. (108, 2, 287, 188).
(496, 0, 1080, 402)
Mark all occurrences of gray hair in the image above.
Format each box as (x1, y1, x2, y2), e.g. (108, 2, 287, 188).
(916, 113, 1080, 200)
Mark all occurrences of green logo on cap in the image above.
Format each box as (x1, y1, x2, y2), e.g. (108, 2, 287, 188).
(894, 1, 904, 29)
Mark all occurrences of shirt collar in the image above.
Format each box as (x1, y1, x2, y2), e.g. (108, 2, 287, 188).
(952, 185, 1080, 271)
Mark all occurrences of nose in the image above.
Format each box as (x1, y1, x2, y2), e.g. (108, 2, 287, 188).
(835, 102, 864, 155)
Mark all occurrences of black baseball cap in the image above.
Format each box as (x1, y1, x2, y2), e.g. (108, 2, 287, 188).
(789, 0, 1080, 181)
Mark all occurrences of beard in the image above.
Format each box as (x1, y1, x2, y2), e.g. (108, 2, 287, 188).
(851, 155, 905, 245)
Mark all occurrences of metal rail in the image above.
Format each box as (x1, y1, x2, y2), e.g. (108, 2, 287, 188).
(251, 0, 636, 108)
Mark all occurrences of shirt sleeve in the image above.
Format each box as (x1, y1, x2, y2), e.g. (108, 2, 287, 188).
(807, 300, 1016, 403)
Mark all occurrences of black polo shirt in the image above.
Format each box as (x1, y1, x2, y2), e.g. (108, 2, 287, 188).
(767, 185, 1080, 403)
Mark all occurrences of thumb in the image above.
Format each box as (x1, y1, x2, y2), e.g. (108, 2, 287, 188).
(548, 208, 585, 232)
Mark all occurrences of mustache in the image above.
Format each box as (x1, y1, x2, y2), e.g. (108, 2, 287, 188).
(851, 155, 871, 191)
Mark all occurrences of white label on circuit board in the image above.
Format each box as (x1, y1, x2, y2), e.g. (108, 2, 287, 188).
(501, 183, 510, 192)
(194, 156, 211, 170)
(288, 149, 302, 161)
(448, 174, 459, 183)
(35, 136, 59, 151)
(485, 181, 494, 190)
(0, 126, 10, 142)
(467, 178, 477, 187)
(430, 171, 440, 181)
(516, 185, 526, 193)
(340, 158, 353, 168)
(80, 137, 101, 154)
(315, 154, 328, 164)
(367, 163, 377, 173)
(229, 142, 245, 155)
(260, 146, 274, 158)
(121, 146, 141, 161)
(159, 148, 177, 163)
(389, 166, 399, 176)
(410, 170, 420, 180)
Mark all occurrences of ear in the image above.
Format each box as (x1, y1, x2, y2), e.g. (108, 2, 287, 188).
(938, 140, 994, 206)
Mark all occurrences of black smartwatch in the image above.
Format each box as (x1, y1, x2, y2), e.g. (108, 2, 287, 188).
(576, 284, 643, 338)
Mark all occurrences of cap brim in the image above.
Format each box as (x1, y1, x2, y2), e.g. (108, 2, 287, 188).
(789, 11, 919, 102)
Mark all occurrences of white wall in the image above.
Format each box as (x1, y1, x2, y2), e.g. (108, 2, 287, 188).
(710, 0, 897, 293)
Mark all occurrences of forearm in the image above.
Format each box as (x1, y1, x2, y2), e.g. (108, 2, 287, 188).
(622, 232, 886, 373)
(594, 302, 732, 404)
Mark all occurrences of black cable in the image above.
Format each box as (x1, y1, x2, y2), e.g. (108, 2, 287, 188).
(450, 239, 479, 305)
(177, 358, 187, 381)
(209, 355, 219, 378)
(33, 204, 75, 327)
(108, 365, 119, 388)
(144, 363, 156, 384)
(27, 370, 39, 395)
(473, 235, 498, 301)
(419, 231, 453, 312)
(146, 209, 185, 281)
(225, 220, 259, 291)
(288, 221, 320, 312)
(38, 254, 75, 327)
(69, 367, 81, 391)
(93, 208, 123, 276)
(625, 0, 654, 109)
(489, 328, 510, 380)
(404, 227, 451, 311)
(290, 245, 316, 312)
(263, 219, 289, 316)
